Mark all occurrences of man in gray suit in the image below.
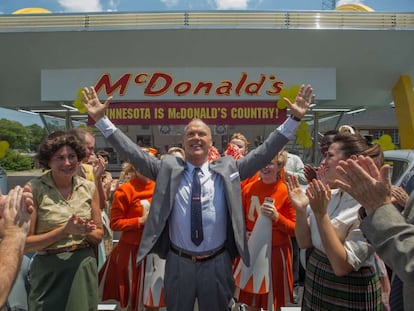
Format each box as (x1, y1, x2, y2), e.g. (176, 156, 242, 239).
(335, 155, 414, 311)
(83, 84, 314, 311)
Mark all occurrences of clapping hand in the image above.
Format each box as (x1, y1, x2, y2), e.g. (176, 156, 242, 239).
(306, 179, 331, 218)
(391, 186, 409, 209)
(287, 175, 309, 212)
(0, 186, 32, 238)
(335, 155, 392, 214)
(316, 163, 327, 186)
(304, 164, 317, 183)
(89, 154, 106, 179)
(65, 214, 97, 236)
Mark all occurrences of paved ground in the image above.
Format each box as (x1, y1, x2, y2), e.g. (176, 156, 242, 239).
(6, 169, 43, 191)
(98, 286, 303, 310)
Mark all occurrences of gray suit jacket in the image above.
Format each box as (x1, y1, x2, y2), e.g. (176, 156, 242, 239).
(107, 127, 289, 266)
(360, 193, 414, 310)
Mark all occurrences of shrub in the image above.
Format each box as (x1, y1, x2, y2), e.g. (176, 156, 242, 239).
(0, 150, 34, 171)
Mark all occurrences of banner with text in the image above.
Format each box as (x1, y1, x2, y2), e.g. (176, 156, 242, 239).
(88, 101, 287, 125)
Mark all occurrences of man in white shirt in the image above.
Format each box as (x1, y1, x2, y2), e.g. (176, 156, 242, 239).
(285, 151, 307, 185)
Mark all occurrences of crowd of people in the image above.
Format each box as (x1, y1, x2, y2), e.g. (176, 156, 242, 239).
(0, 82, 413, 311)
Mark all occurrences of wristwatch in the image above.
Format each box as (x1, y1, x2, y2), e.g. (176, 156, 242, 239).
(290, 114, 301, 122)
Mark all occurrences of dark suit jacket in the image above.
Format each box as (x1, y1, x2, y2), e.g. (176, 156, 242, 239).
(360, 193, 414, 310)
(107, 127, 289, 266)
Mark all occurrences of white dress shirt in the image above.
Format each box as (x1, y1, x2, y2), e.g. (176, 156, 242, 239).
(170, 162, 227, 253)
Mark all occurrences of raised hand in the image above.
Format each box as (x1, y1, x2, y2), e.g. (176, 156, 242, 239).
(287, 175, 309, 212)
(284, 84, 315, 120)
(82, 86, 112, 122)
(91, 155, 106, 179)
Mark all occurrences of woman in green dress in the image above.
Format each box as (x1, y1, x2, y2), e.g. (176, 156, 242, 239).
(25, 131, 103, 311)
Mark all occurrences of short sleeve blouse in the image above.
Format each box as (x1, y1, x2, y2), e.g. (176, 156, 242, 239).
(29, 171, 95, 250)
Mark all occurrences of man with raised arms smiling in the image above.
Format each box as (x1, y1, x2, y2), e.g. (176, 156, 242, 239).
(82, 84, 314, 311)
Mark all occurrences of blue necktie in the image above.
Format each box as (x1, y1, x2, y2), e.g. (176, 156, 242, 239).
(191, 167, 203, 246)
(389, 275, 404, 311)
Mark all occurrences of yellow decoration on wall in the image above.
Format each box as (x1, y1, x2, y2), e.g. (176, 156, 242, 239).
(73, 88, 87, 113)
(277, 85, 300, 109)
(13, 8, 52, 14)
(373, 134, 396, 151)
(392, 75, 414, 149)
(296, 121, 313, 149)
(335, 4, 374, 12)
(276, 84, 312, 148)
(0, 141, 10, 159)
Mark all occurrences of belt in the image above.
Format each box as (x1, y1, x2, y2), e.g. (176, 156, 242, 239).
(170, 245, 226, 263)
(37, 243, 91, 256)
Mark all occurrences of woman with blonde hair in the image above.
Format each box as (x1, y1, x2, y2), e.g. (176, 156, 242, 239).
(235, 150, 296, 310)
(225, 132, 259, 187)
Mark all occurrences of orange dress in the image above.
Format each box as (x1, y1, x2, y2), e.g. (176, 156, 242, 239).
(241, 171, 259, 189)
(237, 170, 296, 310)
(99, 176, 155, 311)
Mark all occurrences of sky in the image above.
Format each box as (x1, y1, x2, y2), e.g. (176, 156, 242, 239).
(0, 0, 413, 15)
(0, 108, 44, 126)
(0, 0, 413, 127)
(0, 107, 64, 127)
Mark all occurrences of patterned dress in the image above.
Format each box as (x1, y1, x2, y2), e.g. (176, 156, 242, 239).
(236, 170, 296, 310)
(303, 189, 382, 310)
(99, 175, 162, 311)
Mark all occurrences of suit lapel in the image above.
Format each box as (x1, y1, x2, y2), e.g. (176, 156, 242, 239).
(169, 164, 185, 208)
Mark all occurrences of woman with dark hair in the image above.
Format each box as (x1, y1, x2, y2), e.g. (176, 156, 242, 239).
(304, 129, 339, 183)
(25, 132, 103, 311)
(287, 132, 383, 310)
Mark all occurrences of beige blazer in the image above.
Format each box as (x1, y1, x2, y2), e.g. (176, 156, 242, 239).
(360, 193, 414, 310)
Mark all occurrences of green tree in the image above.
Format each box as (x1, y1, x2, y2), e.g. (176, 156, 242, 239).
(26, 124, 47, 151)
(0, 119, 29, 150)
(46, 119, 67, 133)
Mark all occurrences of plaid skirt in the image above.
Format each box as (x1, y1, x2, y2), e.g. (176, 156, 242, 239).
(302, 248, 382, 311)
